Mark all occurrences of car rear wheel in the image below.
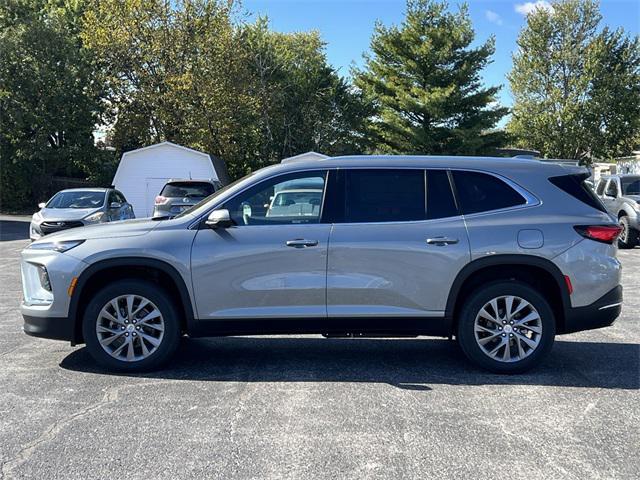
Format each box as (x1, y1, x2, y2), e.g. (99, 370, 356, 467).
(618, 216, 638, 249)
(83, 280, 180, 372)
(457, 282, 555, 374)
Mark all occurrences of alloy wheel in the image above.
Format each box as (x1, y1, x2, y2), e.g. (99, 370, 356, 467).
(96, 295, 165, 362)
(473, 295, 542, 363)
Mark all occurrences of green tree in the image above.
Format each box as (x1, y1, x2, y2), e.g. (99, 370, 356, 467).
(0, 0, 104, 211)
(508, 0, 640, 161)
(353, 0, 508, 156)
(243, 18, 372, 170)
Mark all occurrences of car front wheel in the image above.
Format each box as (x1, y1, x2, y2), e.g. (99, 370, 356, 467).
(457, 282, 555, 374)
(82, 280, 181, 372)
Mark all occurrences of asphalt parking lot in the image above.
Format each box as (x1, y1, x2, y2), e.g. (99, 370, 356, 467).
(0, 218, 638, 479)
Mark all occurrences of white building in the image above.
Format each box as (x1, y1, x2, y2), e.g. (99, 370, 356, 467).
(113, 142, 221, 218)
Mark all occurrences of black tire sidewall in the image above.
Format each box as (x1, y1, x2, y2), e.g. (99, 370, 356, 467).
(618, 216, 638, 249)
(82, 280, 180, 372)
(457, 281, 555, 374)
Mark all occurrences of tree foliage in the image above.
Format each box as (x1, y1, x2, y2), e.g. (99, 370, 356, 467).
(81, 0, 370, 179)
(0, 0, 103, 210)
(508, 0, 640, 161)
(353, 0, 509, 156)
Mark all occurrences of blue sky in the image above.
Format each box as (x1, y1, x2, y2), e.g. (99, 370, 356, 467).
(243, 0, 640, 113)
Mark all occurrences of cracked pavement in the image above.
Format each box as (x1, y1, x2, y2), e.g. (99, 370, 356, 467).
(0, 227, 638, 479)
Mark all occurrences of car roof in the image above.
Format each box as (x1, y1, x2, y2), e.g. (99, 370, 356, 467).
(261, 155, 583, 177)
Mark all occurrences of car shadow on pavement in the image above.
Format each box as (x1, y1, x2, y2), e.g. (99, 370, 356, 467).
(0, 220, 30, 241)
(59, 337, 639, 390)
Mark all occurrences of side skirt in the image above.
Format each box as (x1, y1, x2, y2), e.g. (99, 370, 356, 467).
(188, 316, 452, 338)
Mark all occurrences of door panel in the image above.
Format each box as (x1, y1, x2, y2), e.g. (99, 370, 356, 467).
(191, 224, 330, 319)
(190, 169, 331, 321)
(327, 218, 470, 317)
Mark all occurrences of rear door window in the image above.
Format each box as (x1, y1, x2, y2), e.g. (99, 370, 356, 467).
(595, 179, 607, 196)
(452, 171, 527, 215)
(343, 169, 425, 223)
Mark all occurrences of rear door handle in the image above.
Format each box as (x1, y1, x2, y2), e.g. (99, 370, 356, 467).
(426, 237, 459, 246)
(286, 239, 319, 248)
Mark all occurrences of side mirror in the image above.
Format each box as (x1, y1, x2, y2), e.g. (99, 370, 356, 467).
(38, 202, 46, 209)
(205, 209, 233, 229)
(110, 202, 122, 209)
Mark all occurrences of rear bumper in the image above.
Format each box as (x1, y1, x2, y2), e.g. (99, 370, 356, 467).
(23, 315, 74, 342)
(563, 285, 622, 334)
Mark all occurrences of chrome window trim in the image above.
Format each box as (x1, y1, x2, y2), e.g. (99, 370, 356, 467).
(188, 165, 541, 229)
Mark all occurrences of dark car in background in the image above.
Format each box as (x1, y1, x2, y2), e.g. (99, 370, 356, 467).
(153, 179, 222, 218)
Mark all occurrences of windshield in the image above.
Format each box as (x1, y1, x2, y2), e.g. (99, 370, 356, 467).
(46, 191, 105, 209)
(621, 177, 640, 195)
(160, 182, 215, 198)
(174, 173, 255, 218)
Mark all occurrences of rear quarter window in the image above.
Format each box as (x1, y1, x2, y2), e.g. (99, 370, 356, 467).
(451, 171, 527, 215)
(548, 174, 607, 213)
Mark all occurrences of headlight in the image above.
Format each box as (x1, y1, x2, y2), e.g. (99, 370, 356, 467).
(28, 240, 85, 252)
(84, 211, 105, 224)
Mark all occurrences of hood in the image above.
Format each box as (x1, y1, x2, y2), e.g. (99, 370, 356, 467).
(38, 218, 160, 242)
(37, 207, 101, 221)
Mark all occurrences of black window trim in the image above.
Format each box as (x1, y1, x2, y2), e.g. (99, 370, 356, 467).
(198, 168, 332, 228)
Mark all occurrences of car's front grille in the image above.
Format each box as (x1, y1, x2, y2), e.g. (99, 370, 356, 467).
(40, 221, 84, 235)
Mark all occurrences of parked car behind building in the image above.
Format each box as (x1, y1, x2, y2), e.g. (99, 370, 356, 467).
(29, 188, 135, 241)
(595, 174, 640, 248)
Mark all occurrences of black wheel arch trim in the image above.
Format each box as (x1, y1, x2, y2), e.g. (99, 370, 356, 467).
(444, 254, 571, 330)
(69, 257, 196, 344)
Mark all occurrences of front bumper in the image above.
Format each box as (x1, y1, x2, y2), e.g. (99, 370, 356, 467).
(563, 285, 623, 334)
(23, 315, 74, 341)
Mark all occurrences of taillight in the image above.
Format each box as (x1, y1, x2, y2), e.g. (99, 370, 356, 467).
(574, 225, 623, 244)
(155, 195, 169, 205)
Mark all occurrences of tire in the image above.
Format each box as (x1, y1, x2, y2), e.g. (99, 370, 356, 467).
(618, 216, 638, 249)
(82, 279, 181, 372)
(457, 281, 555, 374)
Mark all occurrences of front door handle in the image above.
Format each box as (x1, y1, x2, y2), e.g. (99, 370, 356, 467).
(426, 237, 459, 246)
(286, 239, 319, 248)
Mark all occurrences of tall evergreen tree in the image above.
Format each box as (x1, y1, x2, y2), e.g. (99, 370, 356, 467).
(508, 0, 639, 161)
(354, 0, 508, 155)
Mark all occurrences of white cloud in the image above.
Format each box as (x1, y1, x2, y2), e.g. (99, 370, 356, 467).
(485, 10, 503, 26)
(514, 1, 554, 15)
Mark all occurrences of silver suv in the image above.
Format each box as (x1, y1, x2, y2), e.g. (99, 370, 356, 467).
(20, 156, 623, 373)
(594, 174, 640, 248)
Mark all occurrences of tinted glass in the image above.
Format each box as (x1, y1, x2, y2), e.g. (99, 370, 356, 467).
(452, 171, 526, 215)
(224, 172, 326, 225)
(46, 191, 105, 209)
(621, 177, 640, 195)
(548, 174, 607, 213)
(595, 179, 606, 195)
(344, 170, 425, 223)
(427, 170, 458, 219)
(161, 182, 215, 198)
